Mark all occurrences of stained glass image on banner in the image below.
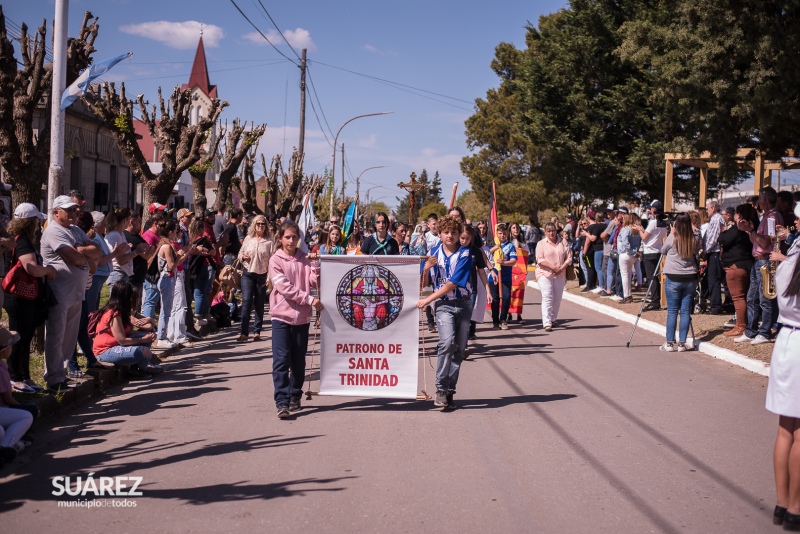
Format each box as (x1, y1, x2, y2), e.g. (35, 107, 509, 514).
(335, 264, 404, 331)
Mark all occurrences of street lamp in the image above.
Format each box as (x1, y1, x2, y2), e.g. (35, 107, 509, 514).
(355, 165, 387, 203)
(330, 112, 393, 218)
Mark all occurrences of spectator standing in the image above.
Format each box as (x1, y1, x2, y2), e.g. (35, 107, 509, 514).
(577, 217, 593, 290)
(154, 219, 188, 349)
(269, 221, 322, 419)
(212, 206, 227, 240)
(735, 186, 784, 345)
(140, 213, 164, 320)
(526, 216, 542, 265)
(718, 204, 757, 337)
(105, 208, 140, 286)
(237, 215, 275, 342)
(587, 211, 607, 293)
(637, 200, 668, 311)
(660, 214, 701, 352)
(3, 204, 55, 393)
(176, 209, 200, 339)
(222, 208, 243, 265)
(187, 219, 214, 327)
(614, 213, 642, 304)
(124, 211, 152, 297)
(535, 222, 572, 332)
(704, 200, 726, 314)
(40, 195, 100, 392)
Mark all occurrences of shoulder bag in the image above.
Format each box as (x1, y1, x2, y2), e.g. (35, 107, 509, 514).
(2, 239, 39, 300)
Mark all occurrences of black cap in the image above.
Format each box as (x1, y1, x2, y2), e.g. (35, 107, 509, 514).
(566, 213, 575, 219)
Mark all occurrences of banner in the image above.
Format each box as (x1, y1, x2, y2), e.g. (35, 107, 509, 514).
(319, 256, 421, 399)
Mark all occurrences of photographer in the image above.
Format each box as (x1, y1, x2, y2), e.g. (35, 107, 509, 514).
(636, 200, 669, 311)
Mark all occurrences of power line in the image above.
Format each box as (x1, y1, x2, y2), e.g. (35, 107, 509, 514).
(229, 0, 298, 65)
(305, 65, 335, 144)
(120, 61, 284, 83)
(254, 0, 302, 61)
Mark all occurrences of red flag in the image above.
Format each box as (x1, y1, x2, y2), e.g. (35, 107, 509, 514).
(487, 181, 502, 281)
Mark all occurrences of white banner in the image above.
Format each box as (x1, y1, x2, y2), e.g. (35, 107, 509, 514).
(319, 256, 421, 399)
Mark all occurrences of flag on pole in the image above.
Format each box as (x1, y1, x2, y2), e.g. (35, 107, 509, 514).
(340, 202, 357, 246)
(297, 193, 316, 253)
(487, 181, 502, 282)
(448, 182, 459, 210)
(60, 52, 133, 110)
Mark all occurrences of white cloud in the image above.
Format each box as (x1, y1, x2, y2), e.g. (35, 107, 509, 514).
(242, 28, 317, 52)
(361, 44, 398, 57)
(119, 21, 224, 49)
(357, 134, 377, 149)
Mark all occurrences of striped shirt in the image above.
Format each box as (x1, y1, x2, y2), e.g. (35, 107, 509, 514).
(430, 243, 473, 301)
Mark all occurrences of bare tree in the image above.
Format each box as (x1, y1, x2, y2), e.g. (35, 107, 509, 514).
(82, 82, 227, 210)
(188, 124, 225, 216)
(0, 7, 98, 205)
(213, 119, 266, 213)
(259, 150, 325, 220)
(233, 138, 264, 215)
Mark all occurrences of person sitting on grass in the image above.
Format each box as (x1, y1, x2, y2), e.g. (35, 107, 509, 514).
(417, 215, 473, 410)
(0, 327, 36, 468)
(92, 281, 162, 377)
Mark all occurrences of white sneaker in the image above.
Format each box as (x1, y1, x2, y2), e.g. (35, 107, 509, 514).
(195, 317, 208, 326)
(591, 287, 603, 294)
(611, 295, 624, 302)
(659, 342, 675, 352)
(733, 334, 752, 343)
(750, 334, 770, 345)
(676, 343, 687, 352)
(154, 340, 175, 350)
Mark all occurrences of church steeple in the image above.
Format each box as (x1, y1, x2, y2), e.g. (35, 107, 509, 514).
(182, 36, 217, 98)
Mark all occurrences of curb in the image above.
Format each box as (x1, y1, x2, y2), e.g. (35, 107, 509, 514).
(527, 280, 770, 377)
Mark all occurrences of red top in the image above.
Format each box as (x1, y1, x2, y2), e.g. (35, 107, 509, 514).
(93, 310, 131, 356)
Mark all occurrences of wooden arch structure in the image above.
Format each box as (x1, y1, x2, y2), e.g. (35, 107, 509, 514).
(663, 149, 800, 211)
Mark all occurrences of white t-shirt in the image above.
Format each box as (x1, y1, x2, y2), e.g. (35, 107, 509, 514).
(106, 230, 134, 276)
(642, 219, 668, 255)
(425, 231, 441, 251)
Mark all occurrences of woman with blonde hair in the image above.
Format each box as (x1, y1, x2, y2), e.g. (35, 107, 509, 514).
(660, 213, 702, 352)
(613, 213, 641, 304)
(236, 214, 275, 342)
(319, 225, 345, 255)
(535, 222, 572, 332)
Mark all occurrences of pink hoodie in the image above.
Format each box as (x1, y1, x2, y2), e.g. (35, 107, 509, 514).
(268, 248, 320, 325)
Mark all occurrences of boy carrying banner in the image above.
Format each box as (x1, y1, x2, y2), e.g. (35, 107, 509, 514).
(416, 216, 473, 410)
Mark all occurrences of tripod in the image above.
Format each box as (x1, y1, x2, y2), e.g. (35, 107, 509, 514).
(626, 253, 696, 349)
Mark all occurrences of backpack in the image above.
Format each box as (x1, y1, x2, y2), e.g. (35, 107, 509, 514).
(87, 309, 111, 339)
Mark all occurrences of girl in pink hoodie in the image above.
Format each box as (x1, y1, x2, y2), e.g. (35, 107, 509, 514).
(268, 221, 323, 419)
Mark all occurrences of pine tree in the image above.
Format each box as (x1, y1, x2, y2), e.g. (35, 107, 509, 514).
(429, 171, 443, 204)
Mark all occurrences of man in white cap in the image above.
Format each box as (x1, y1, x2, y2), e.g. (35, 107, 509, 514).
(40, 195, 101, 393)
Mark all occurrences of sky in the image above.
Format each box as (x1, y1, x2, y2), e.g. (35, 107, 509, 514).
(4, 0, 568, 210)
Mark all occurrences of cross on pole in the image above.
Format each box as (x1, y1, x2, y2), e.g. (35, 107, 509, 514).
(397, 172, 427, 226)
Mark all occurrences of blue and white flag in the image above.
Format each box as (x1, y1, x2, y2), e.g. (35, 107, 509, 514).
(60, 52, 132, 110)
(297, 193, 316, 253)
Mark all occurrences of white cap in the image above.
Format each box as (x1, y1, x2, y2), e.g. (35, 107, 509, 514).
(91, 211, 105, 227)
(52, 195, 79, 211)
(14, 202, 46, 220)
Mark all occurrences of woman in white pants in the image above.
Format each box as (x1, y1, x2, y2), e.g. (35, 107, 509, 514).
(535, 223, 572, 332)
(614, 213, 642, 304)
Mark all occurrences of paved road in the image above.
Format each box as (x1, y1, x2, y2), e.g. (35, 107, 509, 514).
(1, 290, 775, 533)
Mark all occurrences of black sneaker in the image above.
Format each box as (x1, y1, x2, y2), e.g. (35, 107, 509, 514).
(580, 286, 592, 293)
(468, 334, 478, 341)
(463, 347, 470, 361)
(724, 316, 737, 328)
(434, 390, 447, 407)
(492, 323, 501, 330)
(277, 405, 291, 419)
(47, 382, 75, 394)
(0, 446, 18, 463)
(643, 303, 661, 312)
(428, 325, 438, 334)
(288, 396, 302, 412)
(186, 330, 201, 341)
(445, 393, 456, 409)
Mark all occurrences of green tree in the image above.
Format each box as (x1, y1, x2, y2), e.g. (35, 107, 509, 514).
(429, 171, 443, 204)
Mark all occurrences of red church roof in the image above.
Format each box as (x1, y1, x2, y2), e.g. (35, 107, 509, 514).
(181, 36, 217, 99)
(133, 119, 158, 163)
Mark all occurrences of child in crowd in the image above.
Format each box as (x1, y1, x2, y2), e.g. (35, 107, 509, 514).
(92, 281, 162, 376)
(417, 215, 473, 410)
(0, 327, 36, 468)
(268, 221, 323, 419)
(488, 223, 517, 330)
(460, 226, 492, 349)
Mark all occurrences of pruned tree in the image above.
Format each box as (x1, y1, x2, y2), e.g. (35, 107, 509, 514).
(233, 139, 264, 215)
(82, 82, 228, 210)
(0, 7, 98, 205)
(188, 123, 225, 216)
(260, 150, 325, 220)
(212, 119, 266, 213)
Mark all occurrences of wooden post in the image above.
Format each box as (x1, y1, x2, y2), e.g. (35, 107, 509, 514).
(664, 160, 674, 211)
(754, 153, 765, 194)
(699, 167, 708, 208)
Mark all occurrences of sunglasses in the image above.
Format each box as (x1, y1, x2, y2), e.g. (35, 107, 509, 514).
(255, 222, 266, 227)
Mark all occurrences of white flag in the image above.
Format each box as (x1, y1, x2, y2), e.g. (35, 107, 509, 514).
(297, 193, 316, 253)
(61, 53, 132, 110)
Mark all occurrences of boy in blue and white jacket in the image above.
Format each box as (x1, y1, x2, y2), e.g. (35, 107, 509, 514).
(417, 215, 473, 410)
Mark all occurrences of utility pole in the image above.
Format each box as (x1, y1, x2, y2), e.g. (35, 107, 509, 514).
(298, 49, 307, 162)
(341, 143, 346, 203)
(48, 0, 69, 214)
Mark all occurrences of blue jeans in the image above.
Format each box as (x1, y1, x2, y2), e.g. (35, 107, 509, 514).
(271, 320, 310, 407)
(434, 298, 472, 394)
(579, 253, 589, 285)
(87, 275, 108, 312)
(142, 279, 160, 320)
(193, 265, 213, 317)
(157, 275, 175, 340)
(240, 270, 267, 335)
(490, 279, 512, 324)
(745, 260, 777, 338)
(594, 250, 605, 287)
(70, 298, 98, 371)
(106, 269, 128, 288)
(606, 255, 618, 292)
(97, 344, 150, 370)
(665, 277, 696, 343)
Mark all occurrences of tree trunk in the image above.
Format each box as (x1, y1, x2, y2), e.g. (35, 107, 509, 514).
(190, 169, 208, 217)
(9, 155, 50, 206)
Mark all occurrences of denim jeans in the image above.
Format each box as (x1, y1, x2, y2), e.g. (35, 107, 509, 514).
(106, 269, 128, 288)
(434, 298, 472, 394)
(70, 298, 98, 372)
(594, 250, 605, 288)
(271, 320, 310, 406)
(142, 279, 160, 320)
(193, 264, 212, 317)
(240, 270, 267, 335)
(97, 344, 150, 370)
(606, 255, 618, 293)
(665, 277, 696, 343)
(157, 274, 176, 340)
(168, 270, 188, 343)
(87, 275, 108, 312)
(490, 279, 512, 324)
(579, 253, 589, 286)
(745, 260, 777, 338)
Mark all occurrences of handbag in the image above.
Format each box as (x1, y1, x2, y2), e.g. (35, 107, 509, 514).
(219, 258, 243, 290)
(609, 249, 619, 261)
(565, 263, 577, 281)
(2, 242, 39, 300)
